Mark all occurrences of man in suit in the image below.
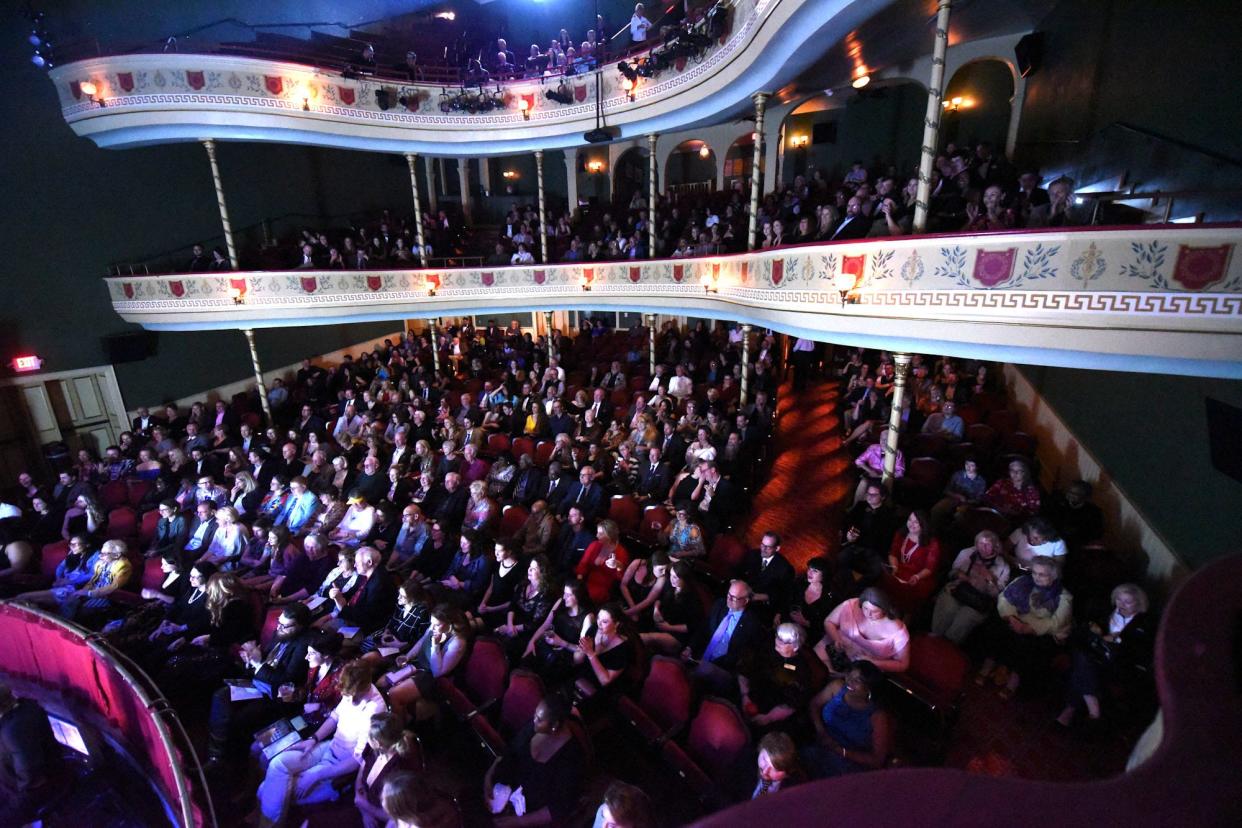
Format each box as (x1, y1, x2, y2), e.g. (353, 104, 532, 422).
(181, 421, 210, 455)
(736, 531, 797, 621)
(658, 421, 687, 475)
(352, 455, 387, 505)
(275, 476, 319, 535)
(635, 446, 670, 503)
(182, 500, 219, 567)
(696, 463, 737, 538)
(249, 448, 276, 492)
(295, 404, 325, 439)
(559, 466, 604, 522)
(188, 448, 221, 483)
(275, 442, 303, 480)
(430, 472, 468, 528)
(829, 197, 871, 241)
(203, 603, 315, 767)
(684, 579, 765, 695)
(510, 454, 545, 507)
(325, 546, 396, 634)
(539, 460, 570, 512)
(130, 406, 163, 438)
(585, 387, 614, 426)
(237, 423, 267, 457)
(552, 505, 595, 574)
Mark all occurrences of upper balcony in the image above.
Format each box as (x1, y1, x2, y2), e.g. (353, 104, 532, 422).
(103, 224, 1242, 379)
(48, 0, 862, 155)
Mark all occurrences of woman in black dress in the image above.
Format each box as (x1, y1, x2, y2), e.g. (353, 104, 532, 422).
(497, 554, 555, 659)
(781, 557, 839, 639)
(473, 539, 523, 629)
(523, 579, 595, 684)
(639, 561, 705, 655)
(574, 603, 638, 705)
(484, 696, 585, 826)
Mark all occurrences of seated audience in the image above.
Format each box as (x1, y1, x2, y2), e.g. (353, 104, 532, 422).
(802, 661, 894, 777)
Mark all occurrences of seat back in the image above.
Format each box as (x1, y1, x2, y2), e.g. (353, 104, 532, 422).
(140, 556, 167, 591)
(106, 506, 138, 541)
(639, 505, 672, 547)
(486, 433, 511, 456)
(40, 540, 70, 579)
(906, 456, 948, 491)
(706, 533, 747, 577)
(138, 509, 161, 546)
(905, 433, 946, 460)
(609, 495, 642, 536)
(1002, 431, 1038, 457)
(986, 409, 1020, 435)
(498, 504, 529, 540)
(639, 655, 694, 735)
(686, 697, 752, 778)
(99, 480, 129, 510)
(127, 479, 153, 508)
(499, 669, 545, 738)
(533, 441, 555, 468)
(965, 423, 998, 453)
(462, 637, 509, 707)
(957, 506, 1012, 541)
(511, 437, 535, 461)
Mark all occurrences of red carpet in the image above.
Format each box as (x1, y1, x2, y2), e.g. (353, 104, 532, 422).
(743, 378, 852, 569)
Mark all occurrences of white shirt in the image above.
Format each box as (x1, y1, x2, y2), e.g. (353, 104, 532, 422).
(511, 250, 535, 265)
(1008, 528, 1068, 565)
(668, 375, 693, 400)
(328, 686, 385, 759)
(630, 13, 652, 41)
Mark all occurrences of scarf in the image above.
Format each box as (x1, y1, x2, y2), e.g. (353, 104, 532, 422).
(1002, 574, 1063, 615)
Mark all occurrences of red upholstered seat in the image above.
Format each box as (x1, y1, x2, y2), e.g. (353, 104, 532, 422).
(609, 494, 642, 537)
(106, 506, 138, 542)
(699, 533, 747, 582)
(472, 669, 545, 756)
(986, 409, 1020, 435)
(956, 506, 1012, 541)
(618, 655, 693, 745)
(498, 504, 528, 540)
(442, 637, 509, 719)
(486, 433, 511, 457)
(140, 556, 166, 591)
(965, 423, 998, 453)
(533, 440, 555, 468)
(610, 388, 630, 409)
(888, 634, 971, 720)
(638, 505, 672, 547)
(99, 480, 129, 510)
(127, 478, 152, 508)
(1002, 431, 1038, 457)
(40, 540, 70, 579)
(511, 437, 536, 461)
(138, 509, 160, 547)
(661, 697, 751, 801)
(905, 432, 947, 459)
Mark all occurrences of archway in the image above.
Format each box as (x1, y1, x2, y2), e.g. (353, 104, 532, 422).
(575, 148, 611, 207)
(665, 139, 718, 196)
(942, 59, 1015, 152)
(723, 133, 757, 195)
(613, 146, 651, 208)
(779, 81, 925, 185)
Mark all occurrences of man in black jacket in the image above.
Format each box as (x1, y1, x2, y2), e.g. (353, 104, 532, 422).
(683, 580, 765, 695)
(735, 531, 797, 622)
(204, 603, 315, 767)
(635, 446, 671, 503)
(331, 546, 397, 634)
(0, 683, 59, 824)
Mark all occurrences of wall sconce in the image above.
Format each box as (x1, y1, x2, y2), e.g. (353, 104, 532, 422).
(502, 170, 519, 180)
(834, 269, 858, 304)
(621, 77, 636, 102)
(941, 95, 975, 112)
(228, 286, 245, 305)
(851, 69, 870, 89)
(701, 273, 718, 294)
(518, 97, 530, 120)
(581, 273, 593, 291)
(302, 97, 310, 111)
(586, 159, 605, 175)
(698, 145, 710, 159)
(79, 79, 106, 107)
(789, 134, 809, 149)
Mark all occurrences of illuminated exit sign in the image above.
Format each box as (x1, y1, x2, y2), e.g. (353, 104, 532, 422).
(12, 355, 44, 373)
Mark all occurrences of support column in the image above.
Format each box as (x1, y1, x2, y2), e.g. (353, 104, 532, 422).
(543, 311, 555, 362)
(405, 153, 429, 268)
(457, 158, 472, 225)
(882, 353, 913, 490)
(425, 158, 439, 214)
(912, 0, 952, 234)
(480, 157, 492, 197)
(647, 133, 658, 258)
(242, 328, 272, 422)
(739, 324, 752, 407)
(535, 150, 549, 264)
(429, 318, 441, 376)
(746, 93, 768, 251)
(646, 314, 656, 376)
(565, 151, 579, 215)
(201, 138, 239, 269)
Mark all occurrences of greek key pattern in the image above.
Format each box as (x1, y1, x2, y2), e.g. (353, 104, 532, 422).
(854, 291, 1242, 316)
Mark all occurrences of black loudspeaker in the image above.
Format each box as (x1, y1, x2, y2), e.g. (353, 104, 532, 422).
(101, 331, 158, 364)
(1015, 32, 1044, 78)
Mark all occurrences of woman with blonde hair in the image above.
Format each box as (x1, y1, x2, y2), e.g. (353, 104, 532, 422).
(1057, 583, 1153, 726)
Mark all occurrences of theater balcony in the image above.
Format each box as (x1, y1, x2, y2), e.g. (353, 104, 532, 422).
(104, 224, 1242, 379)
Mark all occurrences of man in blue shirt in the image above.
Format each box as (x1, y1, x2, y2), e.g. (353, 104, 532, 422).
(684, 580, 764, 695)
(276, 476, 319, 535)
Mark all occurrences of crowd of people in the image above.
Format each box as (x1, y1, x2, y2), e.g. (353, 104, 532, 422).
(0, 322, 1156, 824)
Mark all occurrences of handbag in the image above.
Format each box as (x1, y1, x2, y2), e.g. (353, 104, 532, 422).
(1086, 632, 1116, 664)
(950, 580, 996, 613)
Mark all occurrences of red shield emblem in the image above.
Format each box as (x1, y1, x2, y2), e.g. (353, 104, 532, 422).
(673, 264, 684, 282)
(1173, 244, 1232, 290)
(842, 254, 867, 284)
(712, 263, 721, 280)
(122, 283, 134, 299)
(70, 81, 82, 100)
(674, 56, 687, 72)
(366, 275, 383, 291)
(229, 278, 247, 297)
(583, 268, 594, 286)
(770, 259, 784, 286)
(265, 75, 284, 96)
(425, 273, 441, 290)
(168, 281, 185, 298)
(339, 86, 356, 106)
(520, 93, 536, 113)
(574, 84, 588, 103)
(973, 248, 1017, 287)
(301, 276, 317, 293)
(741, 261, 749, 281)
(117, 72, 134, 92)
(629, 267, 641, 283)
(481, 272, 494, 287)
(534, 270, 546, 285)
(186, 70, 205, 90)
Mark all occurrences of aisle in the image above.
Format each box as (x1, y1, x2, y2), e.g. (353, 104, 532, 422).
(742, 377, 852, 569)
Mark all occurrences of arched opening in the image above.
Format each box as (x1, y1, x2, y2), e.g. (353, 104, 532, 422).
(575, 148, 611, 208)
(780, 81, 925, 185)
(942, 59, 1015, 151)
(613, 146, 651, 208)
(665, 139, 717, 196)
(723, 133, 757, 195)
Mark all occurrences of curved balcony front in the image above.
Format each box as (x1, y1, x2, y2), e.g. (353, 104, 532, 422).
(47, 0, 889, 154)
(103, 225, 1242, 379)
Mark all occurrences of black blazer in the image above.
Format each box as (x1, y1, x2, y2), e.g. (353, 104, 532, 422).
(691, 600, 765, 673)
(736, 550, 797, 615)
(558, 481, 604, 522)
(338, 572, 399, 633)
(636, 462, 670, 499)
(254, 632, 312, 692)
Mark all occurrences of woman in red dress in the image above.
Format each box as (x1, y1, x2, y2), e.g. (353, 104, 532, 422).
(881, 510, 941, 616)
(575, 519, 630, 605)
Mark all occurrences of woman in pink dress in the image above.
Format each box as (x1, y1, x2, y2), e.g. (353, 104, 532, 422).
(814, 587, 910, 674)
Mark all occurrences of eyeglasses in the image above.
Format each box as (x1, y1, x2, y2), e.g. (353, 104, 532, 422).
(726, 593, 750, 602)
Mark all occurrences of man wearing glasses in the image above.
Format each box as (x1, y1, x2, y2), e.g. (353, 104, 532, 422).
(683, 580, 764, 695)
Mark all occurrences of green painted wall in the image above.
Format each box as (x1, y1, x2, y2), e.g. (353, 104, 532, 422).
(1017, 366, 1242, 570)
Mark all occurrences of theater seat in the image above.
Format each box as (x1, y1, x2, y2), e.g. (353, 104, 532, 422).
(638, 505, 672, 548)
(698, 533, 747, 583)
(41, 540, 70, 579)
(138, 509, 160, 547)
(99, 480, 129, 511)
(105, 507, 138, 542)
(887, 634, 971, 728)
(471, 669, 545, 757)
(609, 494, 642, 537)
(618, 655, 693, 747)
(498, 504, 528, 540)
(439, 637, 509, 720)
(660, 697, 752, 805)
